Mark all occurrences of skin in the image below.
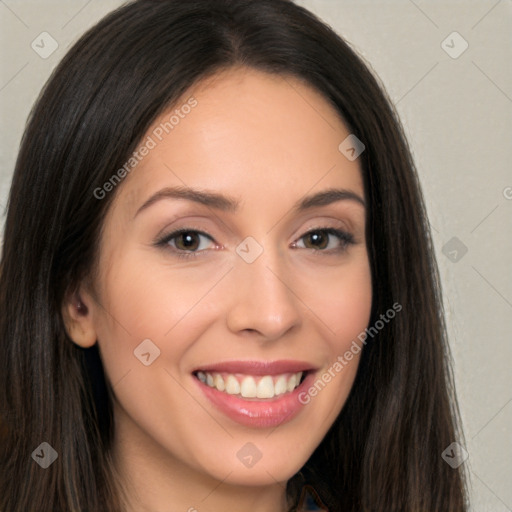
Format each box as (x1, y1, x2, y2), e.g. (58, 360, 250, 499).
(63, 66, 372, 512)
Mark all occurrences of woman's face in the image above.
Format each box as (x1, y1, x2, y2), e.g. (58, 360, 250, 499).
(79, 67, 372, 488)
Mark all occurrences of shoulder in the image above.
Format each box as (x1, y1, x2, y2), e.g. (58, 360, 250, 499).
(296, 484, 329, 512)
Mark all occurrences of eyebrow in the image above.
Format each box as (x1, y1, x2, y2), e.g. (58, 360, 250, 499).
(134, 185, 365, 218)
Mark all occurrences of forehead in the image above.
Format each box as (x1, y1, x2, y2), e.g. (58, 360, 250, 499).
(111, 66, 363, 219)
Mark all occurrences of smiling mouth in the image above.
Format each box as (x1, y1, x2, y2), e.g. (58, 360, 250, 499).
(193, 371, 308, 400)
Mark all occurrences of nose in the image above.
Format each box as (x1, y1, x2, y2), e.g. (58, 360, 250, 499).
(225, 248, 303, 341)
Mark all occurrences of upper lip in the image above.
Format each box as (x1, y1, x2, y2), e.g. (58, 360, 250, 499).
(193, 360, 316, 376)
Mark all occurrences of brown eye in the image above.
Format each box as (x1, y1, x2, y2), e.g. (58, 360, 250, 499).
(295, 228, 355, 253)
(156, 229, 215, 257)
(174, 231, 201, 251)
(303, 231, 329, 250)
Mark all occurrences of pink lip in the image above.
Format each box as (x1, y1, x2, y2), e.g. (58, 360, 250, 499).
(193, 359, 316, 376)
(192, 361, 317, 428)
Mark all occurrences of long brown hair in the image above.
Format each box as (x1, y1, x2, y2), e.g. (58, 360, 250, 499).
(0, 0, 468, 510)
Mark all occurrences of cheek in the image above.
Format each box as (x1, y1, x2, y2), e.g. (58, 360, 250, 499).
(298, 254, 371, 401)
(298, 254, 373, 347)
(95, 248, 227, 337)
(333, 266, 373, 349)
(91, 249, 232, 385)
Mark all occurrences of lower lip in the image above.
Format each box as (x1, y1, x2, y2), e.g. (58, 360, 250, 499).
(195, 372, 315, 428)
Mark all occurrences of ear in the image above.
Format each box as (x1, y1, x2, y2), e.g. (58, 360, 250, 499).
(61, 288, 97, 348)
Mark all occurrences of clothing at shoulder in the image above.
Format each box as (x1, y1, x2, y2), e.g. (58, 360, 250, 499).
(296, 485, 329, 512)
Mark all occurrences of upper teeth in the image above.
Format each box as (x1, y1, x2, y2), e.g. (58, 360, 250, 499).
(196, 371, 303, 399)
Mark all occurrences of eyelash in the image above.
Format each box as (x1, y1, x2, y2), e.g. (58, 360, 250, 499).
(154, 226, 355, 260)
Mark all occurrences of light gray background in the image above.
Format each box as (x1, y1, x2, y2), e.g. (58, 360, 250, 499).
(1, 1, 511, 510)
